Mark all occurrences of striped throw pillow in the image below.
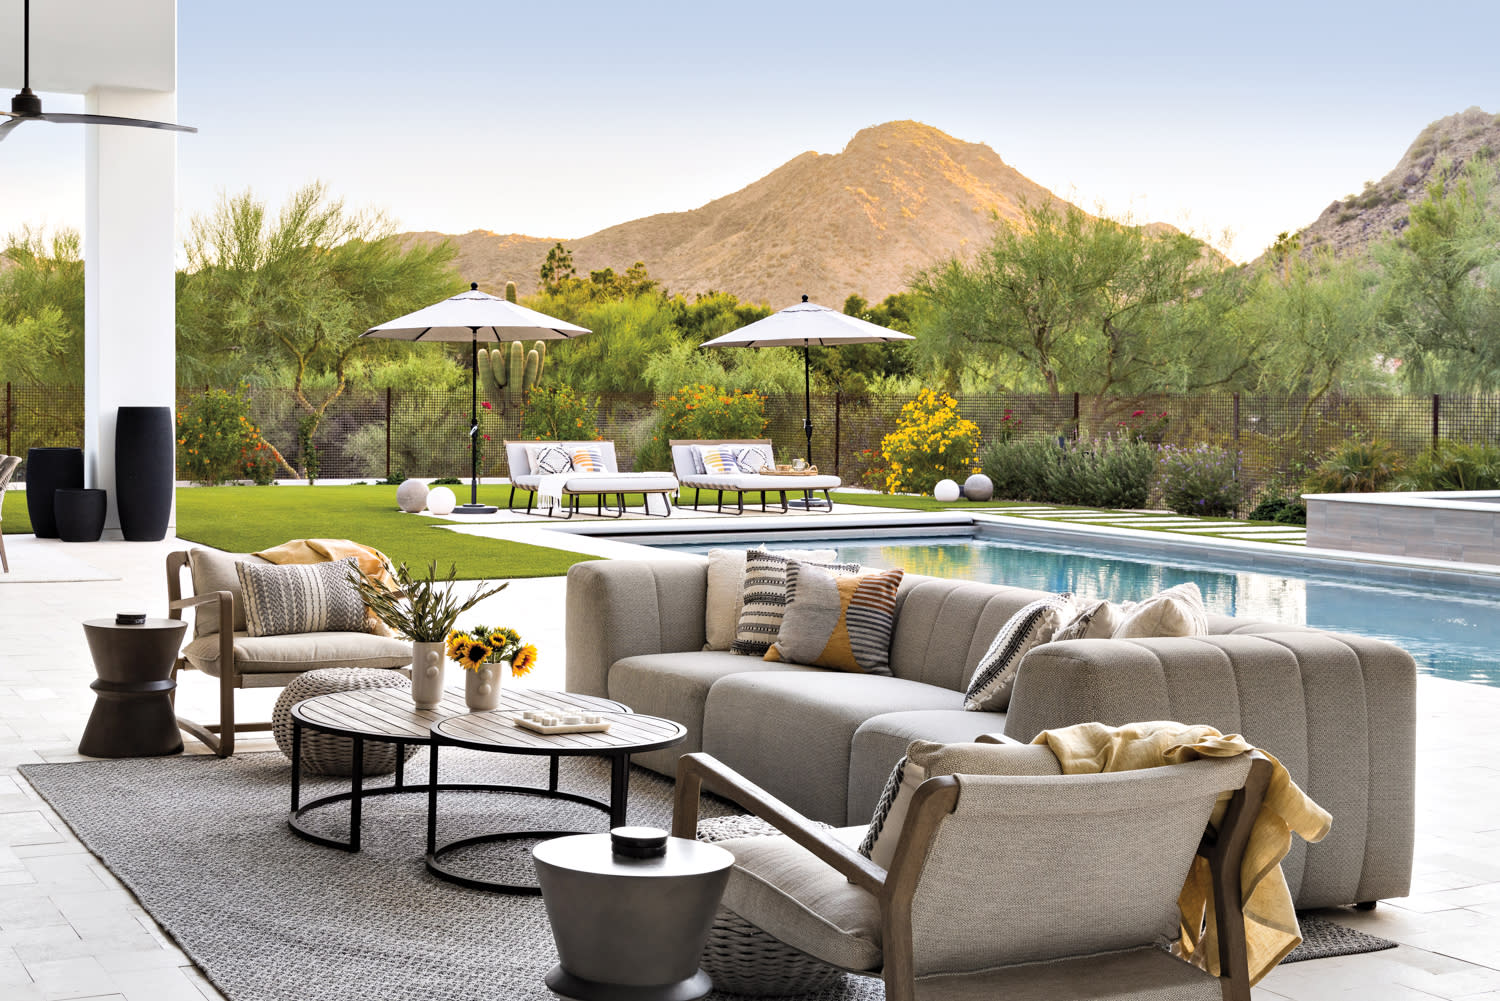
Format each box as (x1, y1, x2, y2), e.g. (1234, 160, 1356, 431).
(963, 593, 1075, 711)
(765, 561, 904, 675)
(731, 550, 860, 656)
(696, 445, 742, 475)
(570, 446, 606, 472)
(235, 558, 367, 637)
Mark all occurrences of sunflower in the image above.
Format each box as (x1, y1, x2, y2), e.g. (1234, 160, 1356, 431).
(445, 630, 469, 660)
(511, 644, 537, 677)
(459, 639, 492, 671)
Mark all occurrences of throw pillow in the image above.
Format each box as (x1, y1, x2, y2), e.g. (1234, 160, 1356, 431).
(731, 550, 860, 656)
(1112, 582, 1208, 639)
(526, 444, 574, 475)
(963, 594, 1075, 712)
(765, 561, 904, 675)
(570, 445, 606, 472)
(857, 739, 1063, 869)
(704, 547, 837, 651)
(733, 444, 774, 474)
(1052, 596, 1124, 642)
(696, 444, 742, 475)
(235, 557, 368, 637)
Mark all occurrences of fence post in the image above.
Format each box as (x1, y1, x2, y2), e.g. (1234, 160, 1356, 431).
(1233, 392, 1240, 443)
(833, 391, 841, 478)
(4, 382, 10, 457)
(1072, 392, 1081, 440)
(1431, 395, 1440, 451)
(385, 387, 393, 481)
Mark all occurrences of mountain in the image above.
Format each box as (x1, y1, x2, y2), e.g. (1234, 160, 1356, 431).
(399, 121, 1076, 304)
(1287, 106, 1499, 260)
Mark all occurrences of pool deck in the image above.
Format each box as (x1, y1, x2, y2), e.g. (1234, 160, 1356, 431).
(2, 519, 1499, 1000)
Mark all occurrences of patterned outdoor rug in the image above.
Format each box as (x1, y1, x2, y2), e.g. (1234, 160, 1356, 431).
(19, 752, 1392, 1001)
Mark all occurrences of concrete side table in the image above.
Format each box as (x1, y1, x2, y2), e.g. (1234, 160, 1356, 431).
(79, 618, 187, 757)
(534, 829, 733, 1001)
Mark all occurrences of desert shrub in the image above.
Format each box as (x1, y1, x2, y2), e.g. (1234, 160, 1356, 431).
(176, 386, 273, 486)
(982, 436, 1058, 501)
(521, 385, 601, 441)
(1158, 443, 1244, 517)
(1306, 438, 1404, 493)
(1247, 493, 1307, 525)
(1398, 440, 1500, 491)
(634, 384, 767, 472)
(981, 434, 1155, 508)
(881, 389, 981, 494)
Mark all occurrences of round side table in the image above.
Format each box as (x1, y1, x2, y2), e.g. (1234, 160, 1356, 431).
(534, 831, 733, 1001)
(79, 618, 187, 758)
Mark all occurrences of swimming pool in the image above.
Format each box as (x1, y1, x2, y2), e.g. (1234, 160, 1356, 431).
(656, 533, 1500, 687)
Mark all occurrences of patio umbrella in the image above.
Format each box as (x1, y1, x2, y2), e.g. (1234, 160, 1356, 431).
(362, 283, 590, 514)
(700, 295, 914, 466)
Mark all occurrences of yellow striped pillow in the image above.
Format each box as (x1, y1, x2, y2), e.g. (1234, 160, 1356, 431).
(571, 446, 606, 472)
(698, 445, 741, 474)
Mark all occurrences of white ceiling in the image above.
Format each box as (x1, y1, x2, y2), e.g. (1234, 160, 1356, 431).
(0, 0, 175, 95)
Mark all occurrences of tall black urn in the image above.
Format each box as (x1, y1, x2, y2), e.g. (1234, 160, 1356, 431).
(115, 406, 174, 541)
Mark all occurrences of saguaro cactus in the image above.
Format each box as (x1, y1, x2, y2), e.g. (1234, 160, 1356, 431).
(478, 339, 549, 409)
(504, 280, 517, 303)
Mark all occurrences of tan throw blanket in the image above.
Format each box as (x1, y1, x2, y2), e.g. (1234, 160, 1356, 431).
(253, 539, 398, 636)
(1031, 721, 1331, 986)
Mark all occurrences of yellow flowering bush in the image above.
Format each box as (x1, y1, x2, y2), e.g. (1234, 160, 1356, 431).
(880, 389, 980, 494)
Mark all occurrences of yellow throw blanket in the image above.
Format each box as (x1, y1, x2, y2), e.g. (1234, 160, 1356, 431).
(253, 539, 398, 636)
(1031, 721, 1331, 985)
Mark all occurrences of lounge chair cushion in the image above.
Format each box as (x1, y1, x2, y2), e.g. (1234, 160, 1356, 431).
(183, 630, 412, 677)
(188, 548, 269, 637)
(235, 558, 367, 637)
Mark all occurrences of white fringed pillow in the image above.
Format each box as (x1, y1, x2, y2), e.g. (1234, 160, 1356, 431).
(1112, 582, 1208, 639)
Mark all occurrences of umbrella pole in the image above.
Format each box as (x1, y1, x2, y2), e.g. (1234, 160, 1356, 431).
(454, 328, 497, 515)
(803, 344, 813, 463)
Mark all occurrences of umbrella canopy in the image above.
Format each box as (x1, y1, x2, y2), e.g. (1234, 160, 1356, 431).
(361, 284, 591, 514)
(702, 296, 914, 482)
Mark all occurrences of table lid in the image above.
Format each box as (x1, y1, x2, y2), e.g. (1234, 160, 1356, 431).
(533, 833, 733, 877)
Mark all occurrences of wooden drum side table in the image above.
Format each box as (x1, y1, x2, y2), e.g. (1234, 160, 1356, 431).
(79, 617, 188, 757)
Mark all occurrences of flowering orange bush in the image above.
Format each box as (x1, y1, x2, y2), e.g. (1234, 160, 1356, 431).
(176, 386, 274, 486)
(634, 384, 767, 471)
(880, 389, 980, 494)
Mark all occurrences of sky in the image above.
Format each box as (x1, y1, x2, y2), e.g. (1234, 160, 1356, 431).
(2, 0, 1498, 266)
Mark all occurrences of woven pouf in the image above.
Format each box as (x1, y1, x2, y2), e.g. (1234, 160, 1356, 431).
(696, 816, 847, 996)
(272, 668, 418, 777)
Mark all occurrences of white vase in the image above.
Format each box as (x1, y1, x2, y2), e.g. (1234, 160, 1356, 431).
(465, 659, 504, 712)
(410, 641, 446, 710)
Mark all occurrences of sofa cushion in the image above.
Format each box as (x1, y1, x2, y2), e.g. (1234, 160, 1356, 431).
(608, 651, 819, 776)
(963, 594, 1074, 712)
(1113, 582, 1207, 639)
(766, 563, 903, 675)
(848, 709, 1007, 823)
(732, 551, 860, 657)
(235, 558, 368, 637)
(705, 548, 837, 652)
(718, 826, 881, 972)
(703, 672, 963, 825)
(182, 631, 412, 677)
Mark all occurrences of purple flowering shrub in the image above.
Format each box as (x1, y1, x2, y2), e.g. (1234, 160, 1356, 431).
(1158, 443, 1244, 517)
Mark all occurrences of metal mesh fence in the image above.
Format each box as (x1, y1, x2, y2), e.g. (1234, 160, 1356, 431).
(7, 383, 1500, 499)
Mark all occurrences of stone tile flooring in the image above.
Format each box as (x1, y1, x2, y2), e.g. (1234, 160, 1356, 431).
(2, 534, 1498, 1000)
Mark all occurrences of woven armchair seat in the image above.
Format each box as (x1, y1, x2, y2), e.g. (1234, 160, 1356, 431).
(271, 667, 418, 777)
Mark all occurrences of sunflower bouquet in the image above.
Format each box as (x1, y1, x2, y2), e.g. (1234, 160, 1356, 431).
(445, 624, 537, 678)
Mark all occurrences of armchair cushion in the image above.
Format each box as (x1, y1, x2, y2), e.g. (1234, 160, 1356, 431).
(717, 825, 882, 973)
(915, 946, 1222, 1001)
(187, 548, 268, 637)
(182, 630, 412, 677)
(235, 558, 367, 637)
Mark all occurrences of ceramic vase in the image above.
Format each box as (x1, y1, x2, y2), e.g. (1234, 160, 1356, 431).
(465, 659, 505, 712)
(410, 641, 446, 710)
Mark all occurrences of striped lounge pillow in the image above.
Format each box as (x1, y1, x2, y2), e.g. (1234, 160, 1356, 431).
(963, 593, 1075, 711)
(235, 558, 367, 637)
(696, 445, 742, 475)
(570, 446, 606, 472)
(731, 550, 861, 657)
(765, 561, 904, 675)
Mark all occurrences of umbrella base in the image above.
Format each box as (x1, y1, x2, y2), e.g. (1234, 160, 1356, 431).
(451, 504, 499, 515)
(787, 497, 832, 511)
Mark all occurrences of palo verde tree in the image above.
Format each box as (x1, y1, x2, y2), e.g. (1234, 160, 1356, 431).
(177, 183, 462, 478)
(0, 227, 85, 385)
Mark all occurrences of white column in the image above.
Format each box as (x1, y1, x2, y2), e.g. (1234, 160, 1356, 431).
(84, 87, 178, 536)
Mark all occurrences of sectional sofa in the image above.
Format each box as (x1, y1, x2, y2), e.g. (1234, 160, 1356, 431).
(565, 555, 1417, 909)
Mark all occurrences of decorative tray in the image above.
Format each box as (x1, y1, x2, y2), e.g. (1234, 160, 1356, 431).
(512, 710, 612, 735)
(758, 465, 820, 476)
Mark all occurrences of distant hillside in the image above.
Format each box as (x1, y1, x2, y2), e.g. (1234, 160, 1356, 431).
(400, 121, 1082, 304)
(1286, 106, 1499, 260)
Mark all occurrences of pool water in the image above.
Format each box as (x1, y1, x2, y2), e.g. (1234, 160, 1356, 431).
(660, 535, 1500, 687)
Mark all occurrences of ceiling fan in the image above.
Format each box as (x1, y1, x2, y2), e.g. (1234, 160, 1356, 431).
(1, 0, 196, 144)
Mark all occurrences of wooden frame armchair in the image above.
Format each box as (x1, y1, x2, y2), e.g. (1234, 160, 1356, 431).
(0, 454, 21, 572)
(674, 747, 1271, 1001)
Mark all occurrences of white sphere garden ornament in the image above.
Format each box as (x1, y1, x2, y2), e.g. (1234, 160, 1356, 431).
(426, 486, 457, 516)
(396, 478, 429, 513)
(933, 479, 961, 502)
(963, 473, 994, 502)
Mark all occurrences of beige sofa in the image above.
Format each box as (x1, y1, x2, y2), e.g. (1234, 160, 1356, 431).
(565, 556, 1417, 909)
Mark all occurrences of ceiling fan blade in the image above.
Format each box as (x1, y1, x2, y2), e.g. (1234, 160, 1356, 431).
(0, 117, 25, 143)
(35, 112, 197, 134)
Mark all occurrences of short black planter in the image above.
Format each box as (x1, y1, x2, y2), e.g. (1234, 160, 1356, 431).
(115, 406, 173, 542)
(25, 446, 84, 539)
(54, 488, 108, 543)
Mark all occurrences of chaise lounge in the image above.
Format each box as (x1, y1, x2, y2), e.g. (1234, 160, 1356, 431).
(671, 439, 842, 514)
(505, 440, 678, 518)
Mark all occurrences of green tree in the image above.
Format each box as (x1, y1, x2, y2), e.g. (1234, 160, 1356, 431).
(0, 228, 85, 384)
(177, 183, 462, 478)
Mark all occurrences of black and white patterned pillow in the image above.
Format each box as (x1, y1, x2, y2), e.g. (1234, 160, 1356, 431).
(730, 550, 860, 656)
(235, 558, 368, 637)
(734, 445, 774, 473)
(528, 444, 574, 475)
(857, 754, 913, 865)
(963, 594, 1075, 712)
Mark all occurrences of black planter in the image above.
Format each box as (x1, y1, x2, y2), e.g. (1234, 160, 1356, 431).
(115, 406, 174, 542)
(25, 446, 84, 539)
(54, 488, 108, 542)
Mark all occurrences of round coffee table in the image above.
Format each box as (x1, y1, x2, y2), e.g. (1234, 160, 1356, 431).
(426, 707, 687, 894)
(79, 617, 188, 758)
(287, 687, 624, 853)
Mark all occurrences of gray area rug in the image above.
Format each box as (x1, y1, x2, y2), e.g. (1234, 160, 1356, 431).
(19, 752, 1393, 1000)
